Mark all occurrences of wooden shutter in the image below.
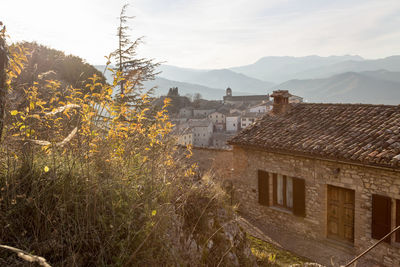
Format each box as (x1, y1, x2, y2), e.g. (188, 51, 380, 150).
(371, 194, 391, 243)
(293, 178, 306, 217)
(257, 170, 269, 206)
(396, 199, 400, 242)
(272, 173, 277, 205)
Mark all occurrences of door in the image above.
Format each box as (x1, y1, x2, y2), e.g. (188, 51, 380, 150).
(327, 185, 355, 243)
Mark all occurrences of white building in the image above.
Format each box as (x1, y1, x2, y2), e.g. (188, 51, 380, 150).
(248, 102, 272, 113)
(226, 112, 241, 132)
(188, 119, 213, 147)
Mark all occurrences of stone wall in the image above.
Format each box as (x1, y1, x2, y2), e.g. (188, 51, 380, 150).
(191, 147, 233, 179)
(231, 145, 400, 266)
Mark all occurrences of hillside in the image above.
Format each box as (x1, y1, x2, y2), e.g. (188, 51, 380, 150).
(158, 65, 273, 93)
(95, 65, 251, 99)
(144, 77, 231, 99)
(273, 72, 400, 105)
(187, 69, 273, 93)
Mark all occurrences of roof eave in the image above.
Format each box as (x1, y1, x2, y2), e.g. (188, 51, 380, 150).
(229, 142, 400, 172)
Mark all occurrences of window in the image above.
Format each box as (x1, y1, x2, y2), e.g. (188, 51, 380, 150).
(257, 172, 305, 216)
(273, 174, 293, 209)
(371, 194, 391, 243)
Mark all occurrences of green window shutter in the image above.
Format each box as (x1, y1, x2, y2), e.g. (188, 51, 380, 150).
(258, 170, 269, 206)
(293, 178, 306, 217)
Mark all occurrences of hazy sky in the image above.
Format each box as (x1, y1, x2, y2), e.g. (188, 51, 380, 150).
(2, 0, 400, 69)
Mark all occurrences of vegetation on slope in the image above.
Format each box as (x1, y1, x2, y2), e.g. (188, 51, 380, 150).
(0, 14, 255, 266)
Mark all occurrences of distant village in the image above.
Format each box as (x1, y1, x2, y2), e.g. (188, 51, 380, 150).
(159, 87, 303, 149)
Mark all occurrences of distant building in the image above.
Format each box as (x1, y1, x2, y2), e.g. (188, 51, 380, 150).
(208, 110, 228, 131)
(188, 119, 213, 147)
(289, 95, 303, 103)
(248, 101, 273, 113)
(240, 112, 261, 129)
(211, 133, 235, 149)
(179, 107, 194, 118)
(193, 109, 216, 118)
(226, 112, 241, 132)
(223, 87, 270, 106)
(175, 128, 193, 146)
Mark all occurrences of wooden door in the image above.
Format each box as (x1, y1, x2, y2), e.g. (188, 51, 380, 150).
(327, 185, 355, 243)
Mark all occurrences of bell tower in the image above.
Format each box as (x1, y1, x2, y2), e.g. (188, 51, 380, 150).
(226, 87, 232, 96)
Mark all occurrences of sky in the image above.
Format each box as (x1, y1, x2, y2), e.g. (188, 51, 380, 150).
(2, 0, 400, 69)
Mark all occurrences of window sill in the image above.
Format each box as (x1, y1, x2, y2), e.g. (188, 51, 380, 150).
(269, 206, 293, 215)
(323, 237, 355, 252)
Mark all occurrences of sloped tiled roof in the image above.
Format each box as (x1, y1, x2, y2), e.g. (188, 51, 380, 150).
(188, 119, 213, 128)
(229, 103, 400, 169)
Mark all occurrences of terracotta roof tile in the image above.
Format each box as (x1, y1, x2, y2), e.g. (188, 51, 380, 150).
(228, 103, 400, 169)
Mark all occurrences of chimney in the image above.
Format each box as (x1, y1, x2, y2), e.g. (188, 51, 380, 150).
(271, 90, 292, 114)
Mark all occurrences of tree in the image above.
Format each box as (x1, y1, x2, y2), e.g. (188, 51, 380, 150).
(113, 4, 159, 100)
(0, 22, 7, 141)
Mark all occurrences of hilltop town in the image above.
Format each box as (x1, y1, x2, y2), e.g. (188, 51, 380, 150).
(162, 87, 303, 149)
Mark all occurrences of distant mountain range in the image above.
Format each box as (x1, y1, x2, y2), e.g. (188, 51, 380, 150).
(230, 55, 364, 83)
(95, 55, 400, 104)
(273, 70, 400, 105)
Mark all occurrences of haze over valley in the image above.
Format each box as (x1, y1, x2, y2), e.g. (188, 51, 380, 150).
(97, 55, 400, 104)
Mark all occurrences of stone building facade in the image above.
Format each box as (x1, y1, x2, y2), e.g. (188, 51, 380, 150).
(230, 146, 400, 266)
(228, 90, 400, 266)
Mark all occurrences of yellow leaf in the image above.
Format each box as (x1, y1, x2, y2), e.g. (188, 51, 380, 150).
(10, 110, 18, 116)
(44, 166, 50, 172)
(151, 210, 157, 216)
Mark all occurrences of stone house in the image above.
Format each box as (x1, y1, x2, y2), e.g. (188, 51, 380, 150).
(228, 90, 400, 266)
